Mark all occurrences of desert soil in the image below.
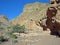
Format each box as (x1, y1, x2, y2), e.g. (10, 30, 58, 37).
(0, 31, 60, 45)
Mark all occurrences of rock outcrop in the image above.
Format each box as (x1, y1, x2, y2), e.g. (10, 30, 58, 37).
(37, 0, 60, 37)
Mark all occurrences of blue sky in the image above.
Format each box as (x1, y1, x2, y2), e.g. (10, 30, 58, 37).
(0, 0, 50, 20)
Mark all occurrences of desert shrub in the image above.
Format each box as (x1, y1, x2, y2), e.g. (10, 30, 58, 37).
(10, 34, 17, 39)
(0, 22, 2, 26)
(0, 36, 4, 41)
(6, 24, 26, 38)
(13, 24, 26, 33)
(6, 30, 17, 39)
(7, 30, 14, 35)
(36, 8, 39, 10)
(0, 27, 4, 31)
(0, 22, 3, 30)
(13, 24, 20, 32)
(0, 36, 8, 42)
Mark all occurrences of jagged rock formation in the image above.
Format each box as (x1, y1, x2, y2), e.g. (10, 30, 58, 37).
(37, 0, 60, 37)
(0, 15, 11, 35)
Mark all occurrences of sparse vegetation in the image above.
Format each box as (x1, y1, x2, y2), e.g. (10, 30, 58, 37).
(6, 24, 26, 38)
(0, 22, 2, 26)
(0, 36, 4, 41)
(12, 24, 26, 33)
(6, 30, 17, 39)
(7, 30, 14, 35)
(36, 8, 39, 10)
(0, 36, 8, 42)
(10, 34, 17, 39)
(0, 22, 4, 31)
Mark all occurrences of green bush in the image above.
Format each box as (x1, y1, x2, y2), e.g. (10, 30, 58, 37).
(6, 24, 26, 38)
(7, 30, 14, 35)
(6, 30, 17, 39)
(0, 36, 4, 41)
(10, 34, 17, 39)
(0, 36, 8, 42)
(13, 24, 26, 33)
(0, 22, 2, 26)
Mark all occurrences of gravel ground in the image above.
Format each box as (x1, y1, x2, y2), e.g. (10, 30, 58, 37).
(0, 35, 60, 45)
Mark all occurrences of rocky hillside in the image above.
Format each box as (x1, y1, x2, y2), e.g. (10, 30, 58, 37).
(0, 15, 11, 35)
(10, 1, 60, 30)
(10, 2, 50, 30)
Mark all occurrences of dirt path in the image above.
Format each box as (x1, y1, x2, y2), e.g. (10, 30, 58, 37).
(0, 35, 60, 45)
(17, 35, 60, 45)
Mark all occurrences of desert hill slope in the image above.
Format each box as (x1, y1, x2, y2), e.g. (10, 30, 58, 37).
(10, 2, 50, 30)
(10, 2, 60, 30)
